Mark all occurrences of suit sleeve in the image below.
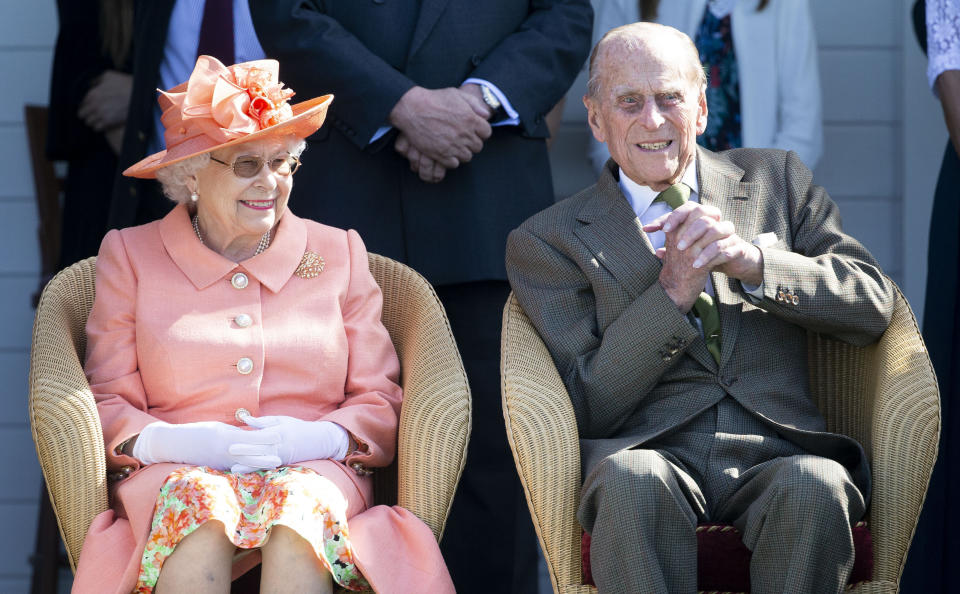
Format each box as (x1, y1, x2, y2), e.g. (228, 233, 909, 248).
(466, 0, 594, 137)
(753, 150, 895, 345)
(250, 0, 416, 149)
(85, 230, 160, 472)
(506, 226, 700, 439)
(321, 230, 403, 468)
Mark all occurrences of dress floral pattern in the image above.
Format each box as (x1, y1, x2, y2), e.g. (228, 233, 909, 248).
(695, 7, 742, 152)
(135, 466, 368, 592)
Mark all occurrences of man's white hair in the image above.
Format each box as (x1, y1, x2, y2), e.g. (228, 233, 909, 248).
(585, 22, 707, 100)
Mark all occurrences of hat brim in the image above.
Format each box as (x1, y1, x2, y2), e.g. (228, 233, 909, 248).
(123, 94, 333, 179)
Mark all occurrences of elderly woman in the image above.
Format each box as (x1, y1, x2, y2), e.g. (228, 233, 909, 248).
(70, 56, 454, 594)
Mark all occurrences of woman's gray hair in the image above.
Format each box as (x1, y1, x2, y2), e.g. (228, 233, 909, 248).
(154, 136, 308, 204)
(155, 152, 211, 204)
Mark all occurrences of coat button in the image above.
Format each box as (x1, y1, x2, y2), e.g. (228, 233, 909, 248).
(237, 357, 254, 374)
(137, 130, 146, 142)
(235, 408, 251, 422)
(231, 273, 249, 289)
(235, 313, 252, 328)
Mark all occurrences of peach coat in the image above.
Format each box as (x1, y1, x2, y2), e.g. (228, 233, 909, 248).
(72, 204, 454, 593)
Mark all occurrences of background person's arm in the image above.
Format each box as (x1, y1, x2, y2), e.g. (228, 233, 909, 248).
(936, 69, 960, 155)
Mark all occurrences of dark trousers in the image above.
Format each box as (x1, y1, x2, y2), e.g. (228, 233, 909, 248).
(902, 142, 960, 593)
(436, 281, 538, 594)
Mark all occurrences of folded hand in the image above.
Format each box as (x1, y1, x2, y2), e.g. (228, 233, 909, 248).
(236, 414, 350, 472)
(132, 420, 282, 472)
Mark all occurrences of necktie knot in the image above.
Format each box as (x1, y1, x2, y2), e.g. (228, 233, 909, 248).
(655, 183, 690, 210)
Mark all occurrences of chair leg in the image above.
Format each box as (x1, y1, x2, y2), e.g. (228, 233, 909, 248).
(30, 482, 60, 594)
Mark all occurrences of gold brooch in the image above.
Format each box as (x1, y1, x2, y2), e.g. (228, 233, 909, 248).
(295, 251, 325, 279)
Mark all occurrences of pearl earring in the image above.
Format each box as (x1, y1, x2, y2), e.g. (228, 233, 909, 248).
(190, 192, 199, 203)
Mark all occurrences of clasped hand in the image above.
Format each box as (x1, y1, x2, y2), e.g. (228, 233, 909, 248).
(133, 416, 350, 474)
(390, 85, 492, 183)
(643, 202, 763, 313)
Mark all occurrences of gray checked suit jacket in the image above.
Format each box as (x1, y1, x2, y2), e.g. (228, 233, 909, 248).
(505, 147, 895, 500)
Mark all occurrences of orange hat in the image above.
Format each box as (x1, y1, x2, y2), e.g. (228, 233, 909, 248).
(123, 55, 332, 179)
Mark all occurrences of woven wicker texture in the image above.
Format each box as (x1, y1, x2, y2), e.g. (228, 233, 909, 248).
(28, 253, 470, 573)
(28, 257, 104, 571)
(501, 284, 939, 594)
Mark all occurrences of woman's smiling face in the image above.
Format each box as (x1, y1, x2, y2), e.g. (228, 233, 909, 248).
(192, 136, 300, 256)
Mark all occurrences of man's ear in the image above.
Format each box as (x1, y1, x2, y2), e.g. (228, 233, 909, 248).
(695, 88, 708, 135)
(583, 95, 606, 143)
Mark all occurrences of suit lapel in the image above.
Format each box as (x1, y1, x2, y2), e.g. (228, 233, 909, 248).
(574, 164, 661, 300)
(575, 163, 717, 371)
(696, 148, 762, 369)
(408, 0, 451, 61)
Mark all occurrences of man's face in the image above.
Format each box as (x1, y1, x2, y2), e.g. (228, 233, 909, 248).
(585, 40, 707, 191)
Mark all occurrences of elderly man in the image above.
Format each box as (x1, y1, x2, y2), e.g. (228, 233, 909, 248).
(506, 22, 895, 593)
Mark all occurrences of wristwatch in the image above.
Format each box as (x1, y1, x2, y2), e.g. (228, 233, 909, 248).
(479, 84, 509, 122)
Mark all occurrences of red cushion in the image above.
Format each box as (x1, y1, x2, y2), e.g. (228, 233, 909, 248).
(581, 521, 873, 591)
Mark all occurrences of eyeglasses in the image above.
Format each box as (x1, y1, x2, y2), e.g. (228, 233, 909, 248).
(210, 153, 301, 178)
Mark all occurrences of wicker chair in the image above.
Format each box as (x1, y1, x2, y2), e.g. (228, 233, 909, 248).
(501, 285, 940, 594)
(28, 253, 471, 574)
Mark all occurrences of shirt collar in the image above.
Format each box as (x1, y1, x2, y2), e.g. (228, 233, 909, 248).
(158, 203, 307, 293)
(618, 162, 700, 218)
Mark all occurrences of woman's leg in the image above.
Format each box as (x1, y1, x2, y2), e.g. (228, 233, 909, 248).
(260, 524, 333, 594)
(155, 520, 236, 594)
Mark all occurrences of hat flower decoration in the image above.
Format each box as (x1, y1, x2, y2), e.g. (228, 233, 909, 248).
(124, 55, 332, 179)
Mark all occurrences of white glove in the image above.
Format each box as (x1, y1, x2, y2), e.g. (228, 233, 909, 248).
(238, 414, 350, 470)
(132, 420, 282, 472)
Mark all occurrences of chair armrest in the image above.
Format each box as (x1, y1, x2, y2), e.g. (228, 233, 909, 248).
(809, 285, 940, 586)
(368, 253, 471, 542)
(28, 258, 107, 571)
(501, 293, 586, 593)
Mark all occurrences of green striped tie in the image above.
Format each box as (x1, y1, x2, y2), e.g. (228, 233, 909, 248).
(654, 183, 722, 363)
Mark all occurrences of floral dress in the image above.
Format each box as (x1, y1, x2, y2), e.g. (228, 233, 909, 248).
(135, 466, 368, 592)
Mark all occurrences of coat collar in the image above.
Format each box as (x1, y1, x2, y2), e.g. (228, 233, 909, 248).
(158, 203, 307, 293)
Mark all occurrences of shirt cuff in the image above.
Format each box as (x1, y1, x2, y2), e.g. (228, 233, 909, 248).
(741, 280, 765, 303)
(463, 77, 520, 126)
(369, 125, 392, 145)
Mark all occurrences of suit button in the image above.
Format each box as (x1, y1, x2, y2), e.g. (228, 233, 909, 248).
(237, 357, 254, 374)
(129, 186, 137, 197)
(471, 54, 481, 66)
(231, 273, 249, 289)
(137, 130, 146, 142)
(235, 313, 252, 328)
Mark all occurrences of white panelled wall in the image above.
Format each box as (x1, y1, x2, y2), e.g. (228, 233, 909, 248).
(2, 0, 58, 591)
(0, 0, 947, 590)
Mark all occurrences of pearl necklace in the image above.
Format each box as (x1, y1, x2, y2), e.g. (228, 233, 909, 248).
(192, 214, 271, 257)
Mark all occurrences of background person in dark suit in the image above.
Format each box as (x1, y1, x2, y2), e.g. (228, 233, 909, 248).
(506, 22, 894, 593)
(248, 2, 593, 591)
(48, 0, 132, 267)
